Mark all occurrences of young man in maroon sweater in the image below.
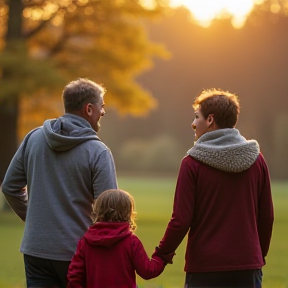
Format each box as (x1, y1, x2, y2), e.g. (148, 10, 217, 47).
(154, 89, 274, 288)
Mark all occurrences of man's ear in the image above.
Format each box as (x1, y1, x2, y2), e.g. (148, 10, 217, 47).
(85, 103, 93, 117)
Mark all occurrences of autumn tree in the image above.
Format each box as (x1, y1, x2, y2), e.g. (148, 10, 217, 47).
(0, 0, 169, 183)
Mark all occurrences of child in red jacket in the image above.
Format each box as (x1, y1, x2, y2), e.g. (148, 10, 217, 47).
(67, 189, 173, 288)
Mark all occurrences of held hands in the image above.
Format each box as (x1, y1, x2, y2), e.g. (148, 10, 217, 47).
(152, 246, 176, 265)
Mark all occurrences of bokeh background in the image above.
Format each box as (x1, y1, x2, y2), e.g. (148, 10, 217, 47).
(0, 0, 288, 181)
(1, 0, 288, 287)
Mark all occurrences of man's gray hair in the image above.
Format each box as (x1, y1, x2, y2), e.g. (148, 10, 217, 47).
(63, 78, 105, 112)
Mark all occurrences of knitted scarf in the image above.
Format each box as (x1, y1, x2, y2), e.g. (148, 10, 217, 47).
(187, 128, 260, 172)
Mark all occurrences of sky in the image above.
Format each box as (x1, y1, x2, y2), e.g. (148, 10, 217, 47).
(147, 0, 266, 28)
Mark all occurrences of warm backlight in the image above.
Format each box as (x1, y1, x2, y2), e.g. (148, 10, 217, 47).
(170, 0, 265, 28)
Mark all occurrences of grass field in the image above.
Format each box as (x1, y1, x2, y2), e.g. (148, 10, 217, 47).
(0, 177, 287, 288)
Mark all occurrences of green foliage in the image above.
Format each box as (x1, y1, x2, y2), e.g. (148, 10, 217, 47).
(1, 178, 288, 288)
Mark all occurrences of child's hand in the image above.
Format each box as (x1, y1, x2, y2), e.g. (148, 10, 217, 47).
(152, 246, 175, 264)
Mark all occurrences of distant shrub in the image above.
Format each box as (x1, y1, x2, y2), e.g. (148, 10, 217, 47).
(118, 134, 184, 172)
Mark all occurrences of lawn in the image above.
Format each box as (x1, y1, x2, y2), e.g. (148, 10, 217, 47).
(0, 177, 287, 288)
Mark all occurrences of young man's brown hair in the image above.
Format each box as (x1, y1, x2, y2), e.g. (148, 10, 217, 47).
(193, 89, 240, 128)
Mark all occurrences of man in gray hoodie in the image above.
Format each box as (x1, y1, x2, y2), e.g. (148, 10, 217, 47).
(2, 78, 118, 288)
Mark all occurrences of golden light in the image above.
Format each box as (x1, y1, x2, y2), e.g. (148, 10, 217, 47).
(23, 3, 59, 21)
(175, 0, 267, 28)
(143, 0, 265, 29)
(170, 0, 266, 28)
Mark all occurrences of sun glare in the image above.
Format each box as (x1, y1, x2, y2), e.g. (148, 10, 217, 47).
(168, 0, 265, 28)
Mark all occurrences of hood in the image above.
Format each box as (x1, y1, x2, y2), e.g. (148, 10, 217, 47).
(187, 128, 260, 172)
(84, 222, 132, 248)
(43, 114, 99, 151)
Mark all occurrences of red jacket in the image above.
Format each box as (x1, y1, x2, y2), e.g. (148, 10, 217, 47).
(67, 222, 166, 288)
(157, 154, 274, 272)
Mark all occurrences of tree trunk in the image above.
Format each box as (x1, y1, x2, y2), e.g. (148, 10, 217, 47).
(0, 0, 24, 185)
(0, 97, 19, 182)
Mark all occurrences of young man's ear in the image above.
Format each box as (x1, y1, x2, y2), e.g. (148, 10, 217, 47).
(207, 114, 219, 131)
(207, 114, 214, 125)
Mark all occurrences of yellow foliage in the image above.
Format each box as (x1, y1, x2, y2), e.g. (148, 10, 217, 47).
(0, 0, 171, 142)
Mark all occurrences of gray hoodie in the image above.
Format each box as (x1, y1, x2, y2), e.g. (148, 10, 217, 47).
(2, 114, 118, 261)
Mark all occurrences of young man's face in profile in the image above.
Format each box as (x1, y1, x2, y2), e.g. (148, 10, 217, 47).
(191, 107, 212, 140)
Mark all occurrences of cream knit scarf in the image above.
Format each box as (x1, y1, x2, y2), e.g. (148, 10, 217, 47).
(187, 128, 260, 172)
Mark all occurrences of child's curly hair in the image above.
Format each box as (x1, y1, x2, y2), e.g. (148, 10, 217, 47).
(91, 189, 137, 232)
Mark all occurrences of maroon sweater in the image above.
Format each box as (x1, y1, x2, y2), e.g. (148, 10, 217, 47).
(157, 153, 274, 272)
(67, 222, 166, 288)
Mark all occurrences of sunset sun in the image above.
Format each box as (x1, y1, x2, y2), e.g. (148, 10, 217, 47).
(169, 0, 265, 28)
